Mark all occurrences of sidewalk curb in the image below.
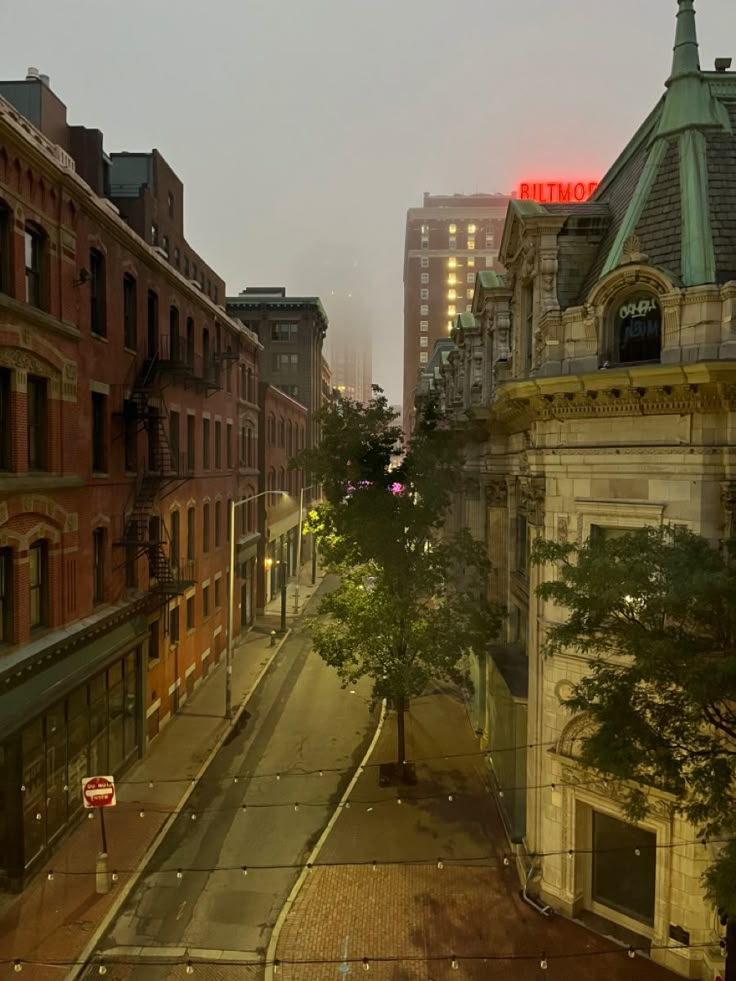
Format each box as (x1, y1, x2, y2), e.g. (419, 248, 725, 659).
(264, 698, 387, 981)
(66, 629, 292, 981)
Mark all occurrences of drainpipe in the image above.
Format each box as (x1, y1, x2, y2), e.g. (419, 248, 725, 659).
(522, 858, 552, 917)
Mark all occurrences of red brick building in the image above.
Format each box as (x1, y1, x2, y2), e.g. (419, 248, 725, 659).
(0, 79, 259, 887)
(257, 383, 307, 609)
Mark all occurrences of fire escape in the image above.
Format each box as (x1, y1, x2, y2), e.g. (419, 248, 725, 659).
(114, 329, 229, 601)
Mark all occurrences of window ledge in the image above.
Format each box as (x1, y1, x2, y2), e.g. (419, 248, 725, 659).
(0, 293, 81, 340)
(0, 473, 84, 492)
(91, 332, 109, 343)
(91, 470, 110, 478)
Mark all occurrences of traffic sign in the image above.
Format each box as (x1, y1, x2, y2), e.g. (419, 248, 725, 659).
(82, 775, 117, 809)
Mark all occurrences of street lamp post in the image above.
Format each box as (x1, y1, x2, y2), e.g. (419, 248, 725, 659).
(293, 484, 316, 615)
(226, 489, 288, 720)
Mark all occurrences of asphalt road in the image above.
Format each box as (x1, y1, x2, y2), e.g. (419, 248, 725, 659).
(95, 585, 377, 979)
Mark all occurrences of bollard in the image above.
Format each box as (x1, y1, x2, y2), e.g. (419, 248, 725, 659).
(96, 852, 110, 894)
(270, 629, 277, 646)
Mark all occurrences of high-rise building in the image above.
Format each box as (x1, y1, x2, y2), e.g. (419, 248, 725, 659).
(402, 192, 511, 432)
(323, 290, 372, 404)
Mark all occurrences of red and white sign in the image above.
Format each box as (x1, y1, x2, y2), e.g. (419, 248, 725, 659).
(82, 775, 117, 809)
(515, 180, 600, 204)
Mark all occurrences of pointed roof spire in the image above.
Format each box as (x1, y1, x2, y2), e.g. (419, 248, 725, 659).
(668, 0, 701, 82)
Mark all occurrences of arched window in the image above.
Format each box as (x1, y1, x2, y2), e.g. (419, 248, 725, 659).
(612, 292, 661, 365)
(278, 467, 285, 490)
(0, 198, 14, 297)
(169, 306, 180, 361)
(278, 417, 285, 448)
(268, 413, 276, 444)
(24, 221, 47, 310)
(287, 421, 293, 456)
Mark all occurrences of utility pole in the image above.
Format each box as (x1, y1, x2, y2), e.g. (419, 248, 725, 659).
(280, 536, 287, 633)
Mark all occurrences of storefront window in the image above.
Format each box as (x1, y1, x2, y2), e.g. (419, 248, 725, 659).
(21, 720, 45, 868)
(67, 687, 89, 817)
(108, 662, 125, 772)
(45, 705, 67, 842)
(124, 650, 138, 757)
(89, 674, 109, 776)
(592, 811, 656, 925)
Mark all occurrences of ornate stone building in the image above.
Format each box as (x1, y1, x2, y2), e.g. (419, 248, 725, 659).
(428, 3, 735, 976)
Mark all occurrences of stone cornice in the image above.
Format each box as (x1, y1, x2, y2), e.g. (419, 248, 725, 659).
(493, 362, 736, 430)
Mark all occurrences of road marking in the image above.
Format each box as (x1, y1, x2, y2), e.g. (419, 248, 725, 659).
(175, 901, 187, 921)
(264, 698, 387, 981)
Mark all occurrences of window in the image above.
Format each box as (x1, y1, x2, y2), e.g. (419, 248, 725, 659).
(89, 248, 106, 336)
(614, 294, 661, 364)
(278, 417, 285, 447)
(448, 224, 457, 234)
(148, 620, 160, 665)
(203, 584, 210, 619)
(186, 318, 195, 367)
(187, 414, 195, 472)
(272, 353, 299, 373)
(123, 275, 137, 349)
(29, 540, 48, 629)
(420, 289, 428, 300)
(27, 375, 47, 470)
(214, 578, 221, 609)
(147, 290, 158, 358)
(24, 224, 44, 308)
(467, 289, 474, 299)
(420, 273, 429, 284)
(447, 274, 457, 285)
(272, 322, 298, 342)
(215, 501, 222, 547)
(449, 237, 456, 250)
(466, 304, 472, 312)
(447, 257, 457, 269)
(169, 410, 180, 466)
(486, 256, 494, 267)
(202, 502, 210, 553)
(419, 321, 428, 332)
(91, 392, 107, 472)
(467, 224, 476, 235)
(467, 237, 475, 251)
(170, 510, 180, 569)
(467, 273, 475, 284)
(421, 237, 428, 249)
(419, 352, 428, 364)
(151, 223, 158, 246)
(167, 191, 174, 218)
(0, 548, 13, 643)
(202, 418, 210, 469)
(0, 368, 10, 470)
(420, 336, 428, 348)
(186, 596, 195, 630)
(187, 507, 195, 561)
(174, 247, 180, 268)
(268, 413, 276, 444)
(467, 257, 475, 268)
(227, 498, 232, 542)
(515, 512, 528, 575)
(447, 305, 456, 316)
(420, 305, 428, 316)
(486, 235, 494, 248)
(420, 224, 429, 235)
(92, 528, 105, 604)
(0, 202, 11, 295)
(169, 606, 179, 644)
(421, 256, 429, 268)
(592, 811, 656, 925)
(162, 235, 169, 257)
(226, 422, 233, 468)
(214, 421, 222, 469)
(184, 256, 190, 278)
(447, 289, 456, 300)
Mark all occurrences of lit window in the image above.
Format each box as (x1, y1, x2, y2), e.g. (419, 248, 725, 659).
(468, 238, 475, 250)
(448, 224, 457, 234)
(467, 273, 474, 284)
(466, 304, 472, 312)
(486, 256, 494, 267)
(486, 235, 494, 248)
(447, 289, 456, 300)
(468, 224, 476, 235)
(447, 305, 456, 316)
(447, 257, 457, 269)
(419, 352, 428, 364)
(420, 304, 428, 315)
(421, 273, 429, 283)
(447, 320, 453, 331)
(420, 321, 429, 331)
(420, 289, 429, 299)
(467, 289, 474, 299)
(447, 274, 457, 285)
(421, 224, 429, 234)
(421, 256, 429, 268)
(467, 257, 475, 268)
(449, 237, 456, 250)
(420, 336, 428, 347)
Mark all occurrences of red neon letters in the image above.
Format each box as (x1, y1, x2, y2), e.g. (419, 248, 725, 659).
(516, 181, 600, 204)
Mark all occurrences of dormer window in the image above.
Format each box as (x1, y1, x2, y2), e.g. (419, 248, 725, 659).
(613, 293, 661, 364)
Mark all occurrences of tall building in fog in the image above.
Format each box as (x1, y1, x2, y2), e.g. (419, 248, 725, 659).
(323, 289, 372, 404)
(403, 192, 511, 432)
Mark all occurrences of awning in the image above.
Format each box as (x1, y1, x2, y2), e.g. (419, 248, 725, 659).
(267, 508, 301, 542)
(0, 617, 148, 742)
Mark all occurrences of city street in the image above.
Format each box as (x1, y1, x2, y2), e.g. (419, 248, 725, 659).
(91, 588, 377, 978)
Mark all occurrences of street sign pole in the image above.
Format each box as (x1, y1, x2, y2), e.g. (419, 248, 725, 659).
(82, 775, 116, 895)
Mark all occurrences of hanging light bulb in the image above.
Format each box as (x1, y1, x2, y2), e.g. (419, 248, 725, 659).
(498, 789, 505, 798)
(273, 960, 281, 974)
(185, 961, 194, 975)
(372, 861, 377, 872)
(233, 777, 238, 784)
(111, 871, 119, 882)
(176, 869, 183, 879)
(628, 947, 636, 960)
(47, 870, 54, 881)
(86, 812, 94, 820)
(437, 859, 444, 869)
(242, 866, 248, 876)
(540, 955, 548, 970)
(98, 962, 107, 976)
(242, 804, 247, 813)
(503, 856, 510, 867)
(448, 795, 454, 802)
(362, 957, 370, 971)
(191, 813, 197, 821)
(149, 781, 154, 789)
(319, 770, 324, 777)
(20, 785, 26, 793)
(63, 784, 69, 792)
(13, 960, 23, 972)
(294, 802, 299, 811)
(450, 955, 459, 970)
(634, 847, 641, 857)
(397, 797, 402, 805)
(276, 773, 281, 781)
(344, 802, 351, 809)
(567, 850, 574, 860)
(139, 810, 145, 818)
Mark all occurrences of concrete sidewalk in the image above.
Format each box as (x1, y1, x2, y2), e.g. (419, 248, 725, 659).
(0, 572, 326, 981)
(274, 692, 680, 981)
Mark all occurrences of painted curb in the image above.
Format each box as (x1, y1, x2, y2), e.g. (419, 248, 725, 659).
(264, 698, 388, 981)
(66, 629, 292, 981)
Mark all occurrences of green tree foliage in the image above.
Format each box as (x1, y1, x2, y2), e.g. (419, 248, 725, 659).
(533, 525, 736, 913)
(297, 388, 503, 764)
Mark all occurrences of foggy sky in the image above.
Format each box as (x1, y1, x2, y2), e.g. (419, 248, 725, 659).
(6, 0, 736, 406)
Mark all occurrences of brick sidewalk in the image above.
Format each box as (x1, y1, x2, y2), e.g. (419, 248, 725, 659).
(274, 693, 681, 981)
(0, 575, 326, 981)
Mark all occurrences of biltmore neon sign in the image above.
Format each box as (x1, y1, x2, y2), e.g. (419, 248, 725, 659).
(515, 180, 600, 204)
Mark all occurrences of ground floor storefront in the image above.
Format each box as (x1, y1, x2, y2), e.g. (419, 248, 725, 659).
(0, 615, 148, 889)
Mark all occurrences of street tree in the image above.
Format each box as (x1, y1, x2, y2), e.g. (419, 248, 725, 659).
(533, 525, 736, 936)
(297, 388, 502, 768)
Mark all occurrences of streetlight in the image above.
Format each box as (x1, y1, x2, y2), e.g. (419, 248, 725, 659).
(293, 484, 317, 614)
(226, 489, 289, 719)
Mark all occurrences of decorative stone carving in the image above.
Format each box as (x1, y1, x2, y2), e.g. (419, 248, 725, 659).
(621, 233, 649, 265)
(518, 475, 545, 526)
(557, 515, 569, 544)
(721, 482, 736, 538)
(486, 478, 508, 508)
(540, 251, 559, 315)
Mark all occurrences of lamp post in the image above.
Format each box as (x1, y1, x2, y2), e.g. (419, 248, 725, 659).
(293, 484, 316, 615)
(226, 489, 288, 720)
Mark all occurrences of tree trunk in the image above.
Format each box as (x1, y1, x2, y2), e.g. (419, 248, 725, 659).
(396, 693, 406, 767)
(726, 918, 736, 981)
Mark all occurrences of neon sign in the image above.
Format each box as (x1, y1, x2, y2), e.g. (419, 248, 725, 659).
(516, 181, 600, 204)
